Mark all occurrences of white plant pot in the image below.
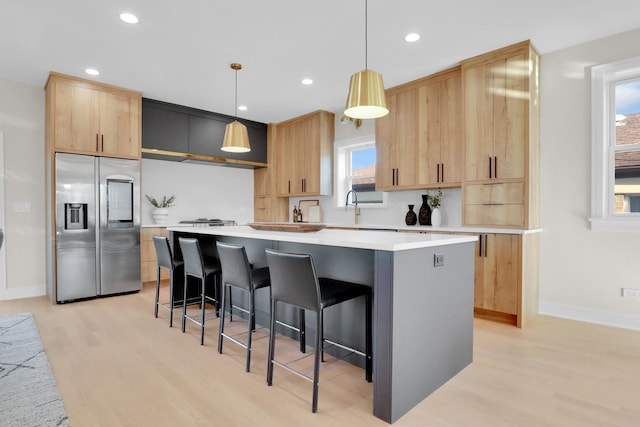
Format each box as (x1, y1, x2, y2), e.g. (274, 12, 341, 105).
(152, 208, 169, 224)
(431, 207, 442, 227)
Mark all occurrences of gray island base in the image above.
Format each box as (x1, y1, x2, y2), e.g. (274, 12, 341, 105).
(167, 225, 476, 423)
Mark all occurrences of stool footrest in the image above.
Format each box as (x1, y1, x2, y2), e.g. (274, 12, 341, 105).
(323, 338, 366, 358)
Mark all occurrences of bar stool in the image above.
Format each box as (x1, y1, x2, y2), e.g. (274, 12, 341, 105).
(216, 242, 307, 371)
(152, 235, 185, 327)
(178, 237, 221, 345)
(265, 249, 372, 413)
(216, 242, 271, 372)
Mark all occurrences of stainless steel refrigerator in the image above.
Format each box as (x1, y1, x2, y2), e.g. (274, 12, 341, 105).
(55, 153, 140, 302)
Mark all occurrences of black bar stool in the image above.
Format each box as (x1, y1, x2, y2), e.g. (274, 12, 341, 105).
(216, 242, 271, 372)
(152, 235, 185, 327)
(216, 242, 307, 371)
(265, 249, 372, 413)
(178, 237, 221, 345)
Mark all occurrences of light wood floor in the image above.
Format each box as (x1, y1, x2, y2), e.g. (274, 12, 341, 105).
(2, 283, 640, 427)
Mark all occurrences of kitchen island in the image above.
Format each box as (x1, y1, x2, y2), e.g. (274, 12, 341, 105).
(167, 225, 477, 423)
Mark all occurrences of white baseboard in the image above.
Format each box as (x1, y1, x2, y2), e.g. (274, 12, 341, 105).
(0, 284, 46, 301)
(539, 301, 640, 331)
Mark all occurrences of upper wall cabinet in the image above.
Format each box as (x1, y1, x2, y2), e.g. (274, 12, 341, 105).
(141, 98, 268, 168)
(376, 89, 418, 190)
(45, 72, 141, 159)
(462, 40, 540, 229)
(375, 66, 462, 191)
(417, 68, 462, 186)
(274, 110, 334, 197)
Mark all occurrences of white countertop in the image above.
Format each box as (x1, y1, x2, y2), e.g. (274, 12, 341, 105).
(324, 223, 543, 235)
(166, 225, 478, 251)
(150, 222, 541, 235)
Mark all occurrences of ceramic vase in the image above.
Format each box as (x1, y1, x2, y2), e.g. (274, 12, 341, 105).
(418, 195, 431, 225)
(405, 205, 417, 225)
(152, 208, 169, 224)
(431, 207, 442, 227)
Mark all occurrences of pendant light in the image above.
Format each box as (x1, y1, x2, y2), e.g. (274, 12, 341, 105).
(222, 63, 251, 153)
(344, 0, 388, 119)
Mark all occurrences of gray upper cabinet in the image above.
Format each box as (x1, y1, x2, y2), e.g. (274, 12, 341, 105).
(142, 98, 268, 167)
(142, 103, 189, 153)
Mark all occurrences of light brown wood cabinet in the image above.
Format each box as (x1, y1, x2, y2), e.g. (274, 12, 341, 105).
(45, 72, 141, 159)
(474, 233, 519, 315)
(473, 232, 539, 328)
(254, 124, 288, 222)
(274, 110, 334, 197)
(140, 227, 169, 283)
(462, 41, 540, 229)
(417, 68, 462, 186)
(376, 66, 462, 191)
(376, 89, 418, 190)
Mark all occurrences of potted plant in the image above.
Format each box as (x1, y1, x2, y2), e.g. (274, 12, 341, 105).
(427, 190, 444, 227)
(145, 194, 176, 224)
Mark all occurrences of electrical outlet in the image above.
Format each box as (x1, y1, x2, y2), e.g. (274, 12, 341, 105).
(622, 288, 640, 298)
(434, 253, 444, 267)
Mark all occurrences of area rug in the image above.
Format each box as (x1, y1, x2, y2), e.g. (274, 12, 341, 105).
(0, 312, 70, 427)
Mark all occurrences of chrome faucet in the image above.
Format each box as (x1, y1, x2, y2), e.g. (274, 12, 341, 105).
(345, 189, 361, 224)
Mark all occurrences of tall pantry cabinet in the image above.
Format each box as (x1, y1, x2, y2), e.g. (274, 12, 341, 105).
(462, 41, 540, 327)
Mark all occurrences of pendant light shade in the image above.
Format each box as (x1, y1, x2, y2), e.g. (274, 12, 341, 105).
(345, 69, 388, 119)
(222, 63, 251, 153)
(344, 0, 388, 120)
(222, 120, 250, 152)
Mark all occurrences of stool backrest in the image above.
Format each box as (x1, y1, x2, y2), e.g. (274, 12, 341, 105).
(265, 249, 321, 312)
(216, 242, 253, 291)
(152, 236, 174, 269)
(178, 237, 205, 279)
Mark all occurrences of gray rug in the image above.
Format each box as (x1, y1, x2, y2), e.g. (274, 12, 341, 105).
(0, 312, 70, 427)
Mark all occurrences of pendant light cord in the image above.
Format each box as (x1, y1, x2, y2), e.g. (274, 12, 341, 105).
(234, 68, 238, 119)
(365, 0, 368, 70)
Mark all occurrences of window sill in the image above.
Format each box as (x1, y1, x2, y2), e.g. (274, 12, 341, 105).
(589, 217, 640, 231)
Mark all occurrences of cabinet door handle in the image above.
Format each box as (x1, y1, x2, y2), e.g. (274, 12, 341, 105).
(494, 156, 497, 179)
(437, 163, 440, 183)
(441, 163, 445, 183)
(489, 157, 492, 179)
(101, 134, 104, 152)
(478, 234, 483, 257)
(96, 134, 99, 151)
(484, 234, 488, 257)
(288, 180, 291, 194)
(395, 168, 399, 186)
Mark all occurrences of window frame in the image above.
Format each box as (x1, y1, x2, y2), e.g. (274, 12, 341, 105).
(334, 136, 387, 209)
(590, 56, 640, 231)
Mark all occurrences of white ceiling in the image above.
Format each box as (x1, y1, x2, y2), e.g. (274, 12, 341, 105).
(2, 0, 640, 124)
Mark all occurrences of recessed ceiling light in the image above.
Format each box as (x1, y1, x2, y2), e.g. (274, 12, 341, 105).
(238, 105, 248, 111)
(120, 13, 139, 24)
(404, 33, 420, 43)
(85, 68, 100, 76)
(302, 78, 313, 85)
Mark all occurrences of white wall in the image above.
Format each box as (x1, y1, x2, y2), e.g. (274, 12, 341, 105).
(0, 79, 46, 300)
(141, 159, 254, 225)
(539, 28, 640, 330)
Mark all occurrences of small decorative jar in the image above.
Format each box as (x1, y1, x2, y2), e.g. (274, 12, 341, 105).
(418, 195, 432, 226)
(405, 205, 417, 225)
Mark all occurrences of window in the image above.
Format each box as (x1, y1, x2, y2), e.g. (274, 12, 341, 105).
(590, 57, 640, 230)
(336, 139, 386, 207)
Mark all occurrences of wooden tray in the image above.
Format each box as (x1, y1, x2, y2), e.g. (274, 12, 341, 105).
(248, 223, 325, 232)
